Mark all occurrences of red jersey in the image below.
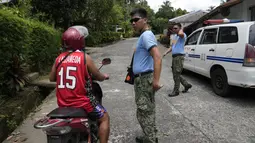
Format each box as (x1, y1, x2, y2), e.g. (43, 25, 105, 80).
(55, 50, 94, 112)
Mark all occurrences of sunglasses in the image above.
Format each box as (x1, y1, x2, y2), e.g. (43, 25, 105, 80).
(130, 17, 141, 23)
(173, 28, 178, 30)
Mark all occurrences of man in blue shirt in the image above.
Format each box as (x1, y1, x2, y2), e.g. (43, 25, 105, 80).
(130, 8, 162, 143)
(163, 23, 192, 97)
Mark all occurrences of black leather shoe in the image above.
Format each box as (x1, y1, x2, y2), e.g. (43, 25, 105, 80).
(182, 84, 192, 93)
(168, 91, 179, 97)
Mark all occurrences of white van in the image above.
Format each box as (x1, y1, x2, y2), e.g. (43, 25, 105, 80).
(184, 21, 255, 97)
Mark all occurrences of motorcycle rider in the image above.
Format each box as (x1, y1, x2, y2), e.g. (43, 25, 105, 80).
(49, 26, 110, 143)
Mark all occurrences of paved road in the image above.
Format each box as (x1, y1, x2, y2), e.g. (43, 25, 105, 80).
(4, 38, 255, 143)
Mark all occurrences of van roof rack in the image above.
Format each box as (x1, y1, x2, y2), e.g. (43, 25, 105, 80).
(203, 18, 244, 26)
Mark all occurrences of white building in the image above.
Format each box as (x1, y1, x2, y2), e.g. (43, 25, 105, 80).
(185, 0, 255, 35)
(212, 0, 255, 21)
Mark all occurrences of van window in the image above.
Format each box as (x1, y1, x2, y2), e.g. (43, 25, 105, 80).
(185, 30, 202, 45)
(249, 24, 255, 46)
(218, 27, 238, 44)
(199, 29, 217, 45)
(250, 6, 255, 21)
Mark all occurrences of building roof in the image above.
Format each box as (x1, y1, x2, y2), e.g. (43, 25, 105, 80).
(169, 10, 208, 25)
(185, 0, 243, 29)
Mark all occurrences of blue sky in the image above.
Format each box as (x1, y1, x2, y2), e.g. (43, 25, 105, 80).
(147, 0, 222, 12)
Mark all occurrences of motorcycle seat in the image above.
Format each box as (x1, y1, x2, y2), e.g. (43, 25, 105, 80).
(47, 107, 88, 119)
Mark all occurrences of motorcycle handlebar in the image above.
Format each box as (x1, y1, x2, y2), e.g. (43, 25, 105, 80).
(34, 118, 71, 129)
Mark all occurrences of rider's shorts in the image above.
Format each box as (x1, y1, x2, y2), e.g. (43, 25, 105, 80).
(88, 104, 107, 121)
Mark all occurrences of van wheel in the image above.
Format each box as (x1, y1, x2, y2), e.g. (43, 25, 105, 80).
(211, 68, 231, 97)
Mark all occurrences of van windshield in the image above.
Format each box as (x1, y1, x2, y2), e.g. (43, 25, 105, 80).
(249, 24, 255, 46)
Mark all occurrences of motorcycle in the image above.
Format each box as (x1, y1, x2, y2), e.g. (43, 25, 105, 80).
(34, 58, 111, 143)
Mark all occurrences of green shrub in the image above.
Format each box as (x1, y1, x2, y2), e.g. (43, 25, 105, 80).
(86, 31, 122, 47)
(123, 31, 134, 38)
(0, 9, 61, 96)
(28, 22, 61, 72)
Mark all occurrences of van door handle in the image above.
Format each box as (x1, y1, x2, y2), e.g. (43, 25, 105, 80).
(209, 48, 215, 52)
(191, 49, 195, 51)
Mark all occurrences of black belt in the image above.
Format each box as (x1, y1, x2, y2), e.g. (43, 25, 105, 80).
(134, 71, 153, 78)
(172, 54, 185, 58)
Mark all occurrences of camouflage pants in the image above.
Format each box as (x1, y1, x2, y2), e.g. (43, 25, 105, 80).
(134, 73, 157, 143)
(172, 55, 189, 92)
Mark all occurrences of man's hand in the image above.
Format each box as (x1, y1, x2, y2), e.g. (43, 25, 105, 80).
(104, 73, 109, 80)
(87, 54, 108, 81)
(163, 51, 169, 57)
(163, 47, 172, 58)
(153, 80, 163, 91)
(178, 29, 185, 38)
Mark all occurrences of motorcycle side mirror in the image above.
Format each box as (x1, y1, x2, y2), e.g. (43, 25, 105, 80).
(102, 58, 111, 65)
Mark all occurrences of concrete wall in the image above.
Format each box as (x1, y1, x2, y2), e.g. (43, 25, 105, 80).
(212, 0, 255, 21)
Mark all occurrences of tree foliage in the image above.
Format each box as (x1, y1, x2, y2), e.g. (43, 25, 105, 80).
(153, 0, 188, 34)
(2, 0, 189, 35)
(155, 0, 174, 19)
(31, 0, 88, 29)
(174, 8, 188, 17)
(110, 4, 124, 25)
